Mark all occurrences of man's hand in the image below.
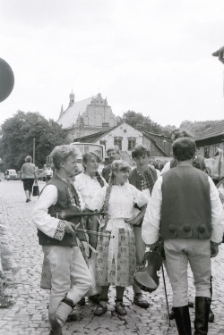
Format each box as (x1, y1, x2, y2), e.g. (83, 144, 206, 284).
(210, 242, 219, 258)
(64, 221, 76, 234)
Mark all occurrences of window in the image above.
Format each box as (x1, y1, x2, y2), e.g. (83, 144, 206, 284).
(114, 137, 122, 150)
(204, 147, 210, 158)
(100, 140, 106, 149)
(128, 138, 136, 151)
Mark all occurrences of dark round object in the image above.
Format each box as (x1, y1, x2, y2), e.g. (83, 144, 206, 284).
(0, 58, 14, 102)
(198, 224, 206, 233)
(183, 224, 191, 233)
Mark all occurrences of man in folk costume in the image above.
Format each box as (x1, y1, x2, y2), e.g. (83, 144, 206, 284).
(102, 146, 121, 183)
(162, 128, 214, 322)
(128, 144, 157, 308)
(32, 145, 92, 335)
(142, 138, 223, 335)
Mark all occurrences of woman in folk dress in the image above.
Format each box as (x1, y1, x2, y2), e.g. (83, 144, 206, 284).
(74, 152, 106, 303)
(88, 160, 148, 316)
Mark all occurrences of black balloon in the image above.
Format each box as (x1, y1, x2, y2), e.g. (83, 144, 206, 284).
(0, 58, 14, 103)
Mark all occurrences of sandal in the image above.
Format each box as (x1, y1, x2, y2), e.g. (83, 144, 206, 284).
(115, 301, 127, 316)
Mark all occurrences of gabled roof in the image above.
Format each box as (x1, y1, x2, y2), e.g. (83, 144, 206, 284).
(73, 122, 169, 156)
(58, 97, 92, 129)
(195, 120, 224, 141)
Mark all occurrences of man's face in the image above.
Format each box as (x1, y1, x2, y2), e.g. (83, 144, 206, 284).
(134, 153, 150, 170)
(108, 150, 119, 161)
(62, 154, 77, 176)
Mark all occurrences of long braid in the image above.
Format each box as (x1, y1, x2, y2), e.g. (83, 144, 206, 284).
(95, 171, 105, 187)
(144, 168, 155, 195)
(102, 172, 113, 224)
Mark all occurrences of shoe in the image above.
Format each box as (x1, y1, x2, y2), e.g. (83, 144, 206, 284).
(115, 302, 127, 316)
(208, 307, 214, 323)
(77, 297, 85, 306)
(89, 294, 100, 304)
(26, 199, 29, 203)
(194, 297, 211, 335)
(66, 313, 77, 322)
(173, 306, 192, 335)
(133, 293, 150, 308)
(49, 330, 63, 335)
(94, 303, 108, 316)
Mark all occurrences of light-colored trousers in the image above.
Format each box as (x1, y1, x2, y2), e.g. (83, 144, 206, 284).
(42, 245, 92, 328)
(133, 226, 146, 294)
(164, 239, 211, 307)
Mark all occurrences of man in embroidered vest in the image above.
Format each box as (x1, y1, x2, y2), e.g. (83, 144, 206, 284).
(162, 129, 214, 322)
(142, 138, 223, 335)
(32, 145, 92, 335)
(128, 144, 157, 308)
(102, 146, 120, 182)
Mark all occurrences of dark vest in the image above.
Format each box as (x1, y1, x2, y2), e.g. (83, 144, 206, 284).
(37, 176, 79, 247)
(160, 166, 212, 240)
(129, 165, 157, 192)
(129, 165, 157, 227)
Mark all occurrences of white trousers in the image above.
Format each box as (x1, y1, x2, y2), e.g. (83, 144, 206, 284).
(42, 245, 92, 327)
(164, 239, 211, 307)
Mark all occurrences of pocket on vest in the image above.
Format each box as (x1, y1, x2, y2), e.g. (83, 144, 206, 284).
(178, 224, 193, 238)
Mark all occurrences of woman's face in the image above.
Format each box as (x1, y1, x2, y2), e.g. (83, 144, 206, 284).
(84, 155, 99, 174)
(114, 169, 130, 185)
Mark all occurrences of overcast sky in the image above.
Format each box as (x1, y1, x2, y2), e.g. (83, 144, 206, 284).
(0, 0, 224, 127)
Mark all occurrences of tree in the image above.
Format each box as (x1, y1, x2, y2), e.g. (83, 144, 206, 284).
(0, 111, 69, 170)
(122, 110, 174, 136)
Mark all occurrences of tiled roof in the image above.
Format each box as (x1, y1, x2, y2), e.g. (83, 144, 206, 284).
(73, 127, 114, 143)
(195, 120, 224, 141)
(57, 97, 92, 129)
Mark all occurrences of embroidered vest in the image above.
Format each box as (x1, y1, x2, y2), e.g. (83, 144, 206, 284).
(160, 166, 211, 240)
(37, 176, 79, 247)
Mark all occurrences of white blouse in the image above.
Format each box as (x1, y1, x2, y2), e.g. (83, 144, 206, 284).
(88, 182, 148, 220)
(74, 173, 106, 208)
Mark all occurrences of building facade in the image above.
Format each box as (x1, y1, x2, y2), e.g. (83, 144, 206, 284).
(195, 120, 224, 158)
(73, 122, 172, 162)
(57, 92, 117, 141)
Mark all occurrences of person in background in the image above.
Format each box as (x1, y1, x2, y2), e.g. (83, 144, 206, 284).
(102, 146, 120, 182)
(142, 138, 223, 335)
(128, 144, 157, 308)
(21, 155, 37, 203)
(74, 152, 107, 304)
(32, 144, 92, 335)
(161, 129, 206, 174)
(88, 160, 148, 317)
(45, 165, 53, 182)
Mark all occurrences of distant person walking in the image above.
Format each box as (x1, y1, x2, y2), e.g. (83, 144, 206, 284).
(21, 155, 36, 202)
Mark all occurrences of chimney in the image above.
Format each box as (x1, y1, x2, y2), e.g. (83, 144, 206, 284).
(102, 122, 110, 131)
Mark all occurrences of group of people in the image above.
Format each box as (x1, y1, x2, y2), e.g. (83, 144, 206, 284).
(32, 128, 224, 335)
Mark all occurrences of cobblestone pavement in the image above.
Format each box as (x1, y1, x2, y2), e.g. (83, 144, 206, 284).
(0, 180, 224, 335)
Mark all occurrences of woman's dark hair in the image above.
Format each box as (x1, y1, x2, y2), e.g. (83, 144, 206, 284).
(132, 144, 150, 159)
(173, 138, 196, 161)
(170, 129, 194, 142)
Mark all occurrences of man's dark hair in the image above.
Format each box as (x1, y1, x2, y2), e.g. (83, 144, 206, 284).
(170, 128, 194, 142)
(132, 144, 150, 159)
(172, 138, 196, 161)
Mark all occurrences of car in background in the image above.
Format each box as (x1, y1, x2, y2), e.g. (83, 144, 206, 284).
(5, 169, 18, 180)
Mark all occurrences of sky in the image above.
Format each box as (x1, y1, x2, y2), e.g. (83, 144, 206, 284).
(0, 0, 224, 127)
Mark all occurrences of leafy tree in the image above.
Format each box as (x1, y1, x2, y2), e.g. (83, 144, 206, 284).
(0, 111, 69, 170)
(122, 110, 176, 136)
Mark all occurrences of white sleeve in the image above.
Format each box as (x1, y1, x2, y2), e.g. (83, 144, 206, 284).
(161, 161, 170, 175)
(32, 185, 66, 240)
(142, 177, 163, 245)
(208, 177, 224, 243)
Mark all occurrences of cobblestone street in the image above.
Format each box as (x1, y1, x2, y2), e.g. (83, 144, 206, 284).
(0, 180, 224, 335)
